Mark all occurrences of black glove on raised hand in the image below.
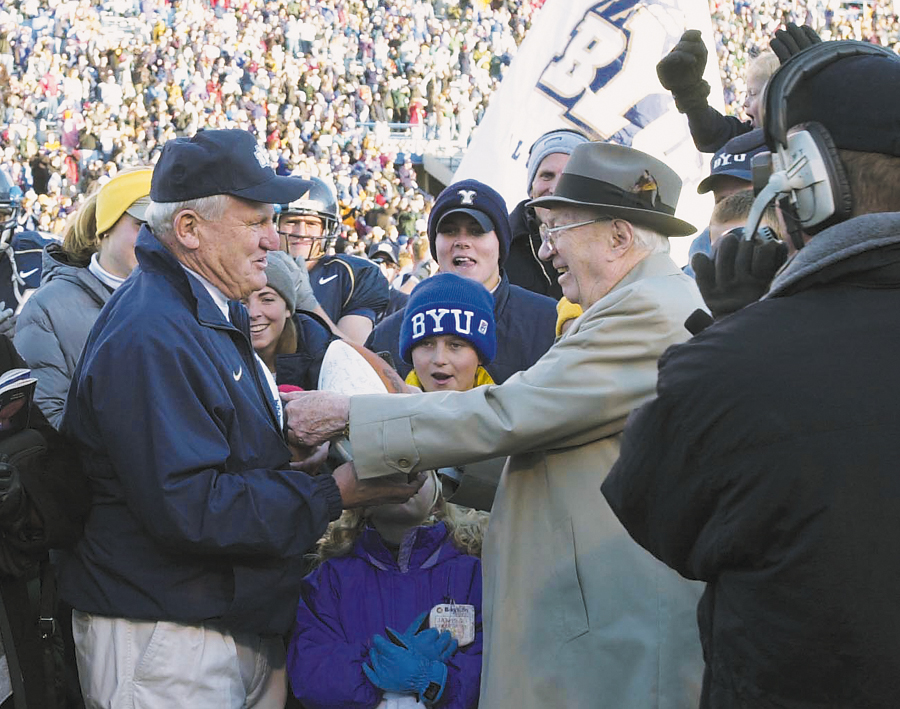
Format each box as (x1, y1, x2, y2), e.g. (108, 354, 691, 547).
(770, 22, 822, 63)
(657, 30, 711, 114)
(692, 230, 788, 319)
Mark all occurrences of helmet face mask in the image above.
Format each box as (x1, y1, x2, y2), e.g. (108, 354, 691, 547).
(278, 211, 331, 261)
(277, 176, 340, 263)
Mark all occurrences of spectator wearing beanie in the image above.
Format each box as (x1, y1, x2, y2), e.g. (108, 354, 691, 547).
(245, 249, 336, 390)
(367, 178, 556, 385)
(400, 272, 504, 509)
(506, 129, 589, 299)
(400, 272, 497, 391)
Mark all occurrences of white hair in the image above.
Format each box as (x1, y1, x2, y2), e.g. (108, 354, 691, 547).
(144, 194, 229, 241)
(630, 223, 670, 255)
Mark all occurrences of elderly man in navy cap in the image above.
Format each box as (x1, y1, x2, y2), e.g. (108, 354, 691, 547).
(283, 142, 707, 708)
(59, 129, 422, 708)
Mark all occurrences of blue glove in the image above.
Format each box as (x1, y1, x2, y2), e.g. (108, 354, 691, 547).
(392, 611, 458, 662)
(363, 634, 448, 705)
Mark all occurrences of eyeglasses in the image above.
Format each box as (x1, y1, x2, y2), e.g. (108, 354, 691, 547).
(538, 217, 608, 249)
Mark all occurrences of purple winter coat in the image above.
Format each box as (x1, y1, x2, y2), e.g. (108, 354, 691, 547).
(287, 522, 482, 709)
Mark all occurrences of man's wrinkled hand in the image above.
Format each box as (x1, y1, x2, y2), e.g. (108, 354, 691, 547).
(332, 462, 425, 509)
(288, 441, 330, 474)
(692, 231, 788, 318)
(282, 390, 350, 448)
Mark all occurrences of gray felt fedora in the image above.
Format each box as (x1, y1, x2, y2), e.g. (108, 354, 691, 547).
(528, 142, 696, 236)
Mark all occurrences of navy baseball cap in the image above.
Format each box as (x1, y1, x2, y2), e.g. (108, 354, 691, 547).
(151, 129, 307, 204)
(697, 129, 767, 195)
(368, 240, 399, 264)
(428, 179, 512, 265)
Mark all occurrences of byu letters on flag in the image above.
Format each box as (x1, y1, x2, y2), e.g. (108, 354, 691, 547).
(453, 0, 723, 264)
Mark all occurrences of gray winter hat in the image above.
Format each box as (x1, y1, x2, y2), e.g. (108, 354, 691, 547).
(264, 250, 302, 312)
(526, 129, 589, 195)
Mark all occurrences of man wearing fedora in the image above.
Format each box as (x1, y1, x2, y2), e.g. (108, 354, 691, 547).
(282, 142, 707, 708)
(58, 129, 422, 708)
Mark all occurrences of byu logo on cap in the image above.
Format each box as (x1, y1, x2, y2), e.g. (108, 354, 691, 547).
(713, 153, 748, 170)
(458, 189, 477, 205)
(253, 144, 269, 169)
(411, 308, 475, 339)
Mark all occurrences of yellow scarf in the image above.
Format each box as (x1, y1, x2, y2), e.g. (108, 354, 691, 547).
(405, 366, 495, 390)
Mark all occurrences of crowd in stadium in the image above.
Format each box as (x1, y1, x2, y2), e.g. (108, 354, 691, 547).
(0, 1, 900, 708)
(0, 0, 895, 241)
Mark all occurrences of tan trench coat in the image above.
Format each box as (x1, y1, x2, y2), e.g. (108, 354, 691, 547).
(350, 253, 707, 708)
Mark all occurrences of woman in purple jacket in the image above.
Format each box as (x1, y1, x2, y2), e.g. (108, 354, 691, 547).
(286, 472, 484, 708)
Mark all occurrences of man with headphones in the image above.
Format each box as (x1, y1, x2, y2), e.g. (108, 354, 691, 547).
(602, 41, 900, 707)
(278, 176, 388, 344)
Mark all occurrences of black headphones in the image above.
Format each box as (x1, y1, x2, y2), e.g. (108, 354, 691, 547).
(745, 41, 898, 244)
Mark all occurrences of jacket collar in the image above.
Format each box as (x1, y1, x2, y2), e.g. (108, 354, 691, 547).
(135, 227, 233, 329)
(612, 251, 684, 294)
(561, 252, 684, 338)
(491, 270, 511, 315)
(357, 522, 453, 573)
(768, 212, 900, 298)
(41, 242, 111, 307)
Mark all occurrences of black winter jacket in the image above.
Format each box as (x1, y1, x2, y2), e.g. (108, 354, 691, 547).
(686, 105, 752, 154)
(603, 213, 900, 708)
(505, 200, 561, 299)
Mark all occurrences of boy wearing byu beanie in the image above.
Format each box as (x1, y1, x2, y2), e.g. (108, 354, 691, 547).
(400, 273, 497, 390)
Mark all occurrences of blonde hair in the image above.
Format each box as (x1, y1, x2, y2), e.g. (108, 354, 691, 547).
(747, 50, 780, 85)
(312, 495, 489, 567)
(62, 166, 150, 265)
(61, 190, 101, 265)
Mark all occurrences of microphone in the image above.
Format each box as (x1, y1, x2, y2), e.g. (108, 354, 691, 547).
(684, 308, 714, 335)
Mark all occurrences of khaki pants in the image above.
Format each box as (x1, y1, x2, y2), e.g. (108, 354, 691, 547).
(72, 611, 286, 709)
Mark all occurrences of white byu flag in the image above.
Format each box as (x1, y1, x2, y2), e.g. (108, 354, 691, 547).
(454, 0, 726, 265)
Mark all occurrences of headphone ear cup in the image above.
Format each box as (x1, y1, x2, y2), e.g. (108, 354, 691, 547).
(801, 122, 852, 229)
(780, 121, 852, 233)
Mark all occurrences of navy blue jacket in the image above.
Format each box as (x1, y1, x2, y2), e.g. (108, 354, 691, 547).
(0, 230, 54, 308)
(287, 522, 482, 708)
(366, 272, 557, 382)
(310, 254, 389, 325)
(59, 228, 343, 635)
